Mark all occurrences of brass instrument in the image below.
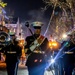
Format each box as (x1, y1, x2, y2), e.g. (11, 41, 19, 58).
(0, 25, 10, 46)
(0, 31, 10, 45)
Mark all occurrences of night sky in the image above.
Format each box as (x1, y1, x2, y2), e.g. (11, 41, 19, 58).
(3, 0, 60, 37)
(3, 0, 51, 22)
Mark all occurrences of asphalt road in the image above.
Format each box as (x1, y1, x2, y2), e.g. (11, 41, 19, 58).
(0, 61, 54, 75)
(0, 69, 54, 75)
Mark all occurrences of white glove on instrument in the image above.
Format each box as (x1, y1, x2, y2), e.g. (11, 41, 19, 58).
(30, 40, 40, 51)
(30, 44, 37, 51)
(34, 40, 38, 44)
(34, 40, 40, 46)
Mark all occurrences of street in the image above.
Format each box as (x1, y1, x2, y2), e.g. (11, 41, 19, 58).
(0, 60, 55, 75)
(0, 69, 54, 75)
(0, 69, 28, 75)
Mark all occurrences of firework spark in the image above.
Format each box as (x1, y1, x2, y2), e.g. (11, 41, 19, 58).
(43, 0, 73, 36)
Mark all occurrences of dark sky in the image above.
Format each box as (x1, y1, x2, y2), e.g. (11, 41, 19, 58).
(3, 0, 63, 37)
(3, 0, 51, 22)
(3, 0, 53, 36)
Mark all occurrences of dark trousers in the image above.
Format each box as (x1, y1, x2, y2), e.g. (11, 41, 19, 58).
(64, 64, 74, 75)
(6, 62, 18, 75)
(27, 65, 46, 75)
(52, 58, 64, 75)
(0, 53, 1, 60)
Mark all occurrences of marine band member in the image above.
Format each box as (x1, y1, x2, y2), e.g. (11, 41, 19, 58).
(25, 21, 51, 75)
(0, 33, 22, 75)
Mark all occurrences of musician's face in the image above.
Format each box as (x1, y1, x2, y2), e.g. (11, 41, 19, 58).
(10, 35, 16, 40)
(34, 29, 41, 35)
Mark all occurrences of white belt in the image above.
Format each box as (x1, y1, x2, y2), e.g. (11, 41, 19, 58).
(33, 50, 45, 54)
(7, 51, 16, 54)
(64, 51, 74, 54)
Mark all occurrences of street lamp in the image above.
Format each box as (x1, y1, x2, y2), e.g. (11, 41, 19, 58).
(49, 40, 60, 51)
(62, 33, 67, 39)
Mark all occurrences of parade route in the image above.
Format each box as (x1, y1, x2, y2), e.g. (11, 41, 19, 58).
(0, 62, 54, 75)
(0, 63, 53, 75)
(0, 69, 54, 75)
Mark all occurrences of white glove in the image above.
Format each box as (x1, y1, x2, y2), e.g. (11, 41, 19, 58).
(34, 40, 38, 45)
(34, 40, 40, 46)
(30, 44, 37, 51)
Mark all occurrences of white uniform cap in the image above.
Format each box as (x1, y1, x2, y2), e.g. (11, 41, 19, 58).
(32, 21, 43, 28)
(9, 32, 15, 36)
